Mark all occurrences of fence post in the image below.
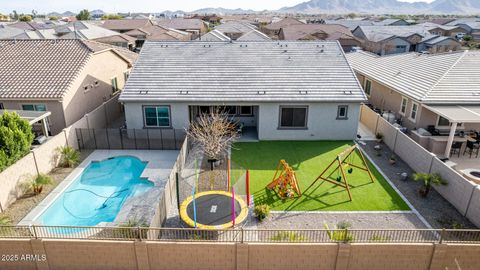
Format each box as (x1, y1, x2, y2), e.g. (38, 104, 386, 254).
(32, 225, 38, 239)
(241, 227, 244, 243)
(176, 172, 181, 211)
(119, 128, 124, 149)
(427, 153, 436, 174)
(92, 129, 98, 149)
(103, 101, 109, 127)
(106, 129, 111, 149)
(439, 228, 445, 244)
(31, 150, 40, 176)
(374, 113, 380, 135)
(85, 114, 90, 130)
(173, 129, 177, 149)
(392, 129, 399, 153)
(63, 129, 69, 147)
(138, 226, 142, 241)
(134, 129, 137, 150)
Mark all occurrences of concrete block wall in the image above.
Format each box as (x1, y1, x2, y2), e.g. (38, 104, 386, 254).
(394, 132, 434, 174)
(465, 187, 480, 226)
(376, 117, 397, 150)
(2, 239, 480, 270)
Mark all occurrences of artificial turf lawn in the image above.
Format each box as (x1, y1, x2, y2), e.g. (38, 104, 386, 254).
(231, 141, 410, 211)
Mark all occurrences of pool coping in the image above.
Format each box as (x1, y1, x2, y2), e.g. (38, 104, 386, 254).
(18, 150, 179, 227)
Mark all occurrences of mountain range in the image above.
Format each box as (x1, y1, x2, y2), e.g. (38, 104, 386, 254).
(279, 0, 480, 15)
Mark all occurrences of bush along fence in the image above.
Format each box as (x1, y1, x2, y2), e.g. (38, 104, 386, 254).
(359, 105, 480, 227)
(75, 128, 186, 150)
(1, 225, 480, 243)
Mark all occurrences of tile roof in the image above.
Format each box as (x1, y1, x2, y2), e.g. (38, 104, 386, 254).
(0, 39, 137, 99)
(280, 24, 356, 41)
(102, 19, 153, 31)
(156, 19, 205, 30)
(325, 19, 375, 30)
(354, 25, 434, 42)
(346, 51, 480, 104)
(237, 30, 271, 41)
(120, 41, 366, 103)
(264, 18, 304, 31)
(0, 39, 91, 99)
(200, 30, 231, 41)
(214, 21, 257, 34)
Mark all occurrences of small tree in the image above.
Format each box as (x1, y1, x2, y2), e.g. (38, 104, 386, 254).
(186, 108, 239, 163)
(101, 14, 123, 20)
(0, 112, 34, 171)
(413, 173, 447, 197)
(19, 15, 32, 22)
(58, 146, 80, 168)
(23, 174, 52, 195)
(49, 16, 59, 21)
(76, 9, 91, 20)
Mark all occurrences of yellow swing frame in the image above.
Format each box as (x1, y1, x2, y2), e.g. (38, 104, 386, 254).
(304, 144, 374, 201)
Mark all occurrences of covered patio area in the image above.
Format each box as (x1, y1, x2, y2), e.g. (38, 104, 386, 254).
(423, 105, 480, 169)
(0, 109, 51, 137)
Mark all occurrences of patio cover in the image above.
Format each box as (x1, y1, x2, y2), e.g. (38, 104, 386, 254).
(423, 105, 480, 123)
(0, 109, 51, 125)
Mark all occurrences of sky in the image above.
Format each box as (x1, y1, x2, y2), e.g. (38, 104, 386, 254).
(0, 0, 436, 14)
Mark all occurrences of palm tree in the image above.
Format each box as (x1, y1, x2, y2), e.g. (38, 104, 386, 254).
(25, 174, 52, 195)
(58, 146, 80, 168)
(413, 173, 447, 197)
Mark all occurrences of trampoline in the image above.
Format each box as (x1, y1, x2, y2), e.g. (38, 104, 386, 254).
(180, 191, 248, 229)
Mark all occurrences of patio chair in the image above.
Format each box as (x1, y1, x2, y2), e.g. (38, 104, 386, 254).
(427, 125, 440, 136)
(450, 141, 463, 158)
(463, 140, 480, 158)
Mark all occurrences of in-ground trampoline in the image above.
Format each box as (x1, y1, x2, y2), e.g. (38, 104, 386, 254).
(180, 191, 248, 229)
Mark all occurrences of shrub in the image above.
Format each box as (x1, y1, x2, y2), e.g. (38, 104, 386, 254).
(112, 219, 149, 239)
(0, 214, 12, 225)
(58, 146, 80, 168)
(370, 235, 391, 242)
(337, 220, 352, 230)
(413, 173, 447, 197)
(324, 222, 354, 242)
(254, 204, 270, 221)
(375, 133, 384, 142)
(0, 112, 34, 171)
(23, 174, 52, 195)
(270, 231, 306, 242)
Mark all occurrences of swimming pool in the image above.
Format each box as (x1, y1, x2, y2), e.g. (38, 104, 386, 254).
(37, 156, 153, 226)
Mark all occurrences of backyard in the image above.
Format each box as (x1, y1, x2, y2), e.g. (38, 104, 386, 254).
(231, 141, 409, 211)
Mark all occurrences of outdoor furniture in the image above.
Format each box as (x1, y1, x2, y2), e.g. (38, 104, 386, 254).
(463, 140, 480, 158)
(427, 125, 440, 136)
(450, 141, 463, 157)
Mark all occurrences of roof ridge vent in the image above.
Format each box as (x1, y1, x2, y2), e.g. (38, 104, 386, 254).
(139, 90, 149, 95)
(299, 90, 308, 94)
(343, 90, 353, 95)
(180, 90, 189, 94)
(257, 91, 266, 95)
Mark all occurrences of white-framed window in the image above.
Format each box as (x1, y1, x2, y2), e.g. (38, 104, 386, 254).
(364, 79, 372, 96)
(409, 102, 419, 122)
(239, 106, 253, 116)
(399, 97, 408, 116)
(22, 104, 47, 111)
(143, 106, 171, 127)
(279, 106, 308, 129)
(219, 106, 237, 116)
(111, 77, 119, 93)
(337, 105, 349, 120)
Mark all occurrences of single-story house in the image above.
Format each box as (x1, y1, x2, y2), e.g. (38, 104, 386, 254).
(236, 30, 271, 41)
(262, 18, 305, 38)
(417, 36, 461, 53)
(199, 29, 231, 41)
(102, 19, 154, 33)
(279, 24, 361, 52)
(347, 50, 480, 157)
(375, 19, 410, 26)
(0, 39, 137, 135)
(119, 41, 366, 141)
(156, 19, 207, 39)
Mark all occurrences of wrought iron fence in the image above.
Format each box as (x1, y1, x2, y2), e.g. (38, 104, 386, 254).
(75, 128, 186, 150)
(1, 226, 480, 244)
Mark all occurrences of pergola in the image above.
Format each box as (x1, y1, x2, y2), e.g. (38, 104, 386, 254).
(423, 105, 480, 158)
(0, 109, 51, 137)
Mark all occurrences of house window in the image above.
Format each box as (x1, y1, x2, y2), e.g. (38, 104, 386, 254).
(364, 79, 372, 96)
(410, 102, 419, 122)
(124, 71, 130, 82)
(198, 106, 210, 115)
(111, 77, 119, 93)
(218, 106, 237, 115)
(279, 106, 308, 128)
(395, 45, 407, 53)
(22, 104, 46, 111)
(437, 116, 450, 127)
(400, 97, 407, 115)
(337, 105, 349, 120)
(144, 106, 170, 127)
(239, 106, 253, 116)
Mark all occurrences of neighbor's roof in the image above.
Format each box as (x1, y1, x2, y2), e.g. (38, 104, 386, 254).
(156, 18, 205, 30)
(355, 25, 433, 42)
(325, 19, 374, 30)
(214, 21, 257, 34)
(280, 24, 356, 41)
(346, 51, 480, 104)
(236, 30, 271, 41)
(0, 39, 135, 99)
(102, 19, 153, 31)
(264, 18, 304, 31)
(120, 41, 366, 102)
(200, 30, 231, 41)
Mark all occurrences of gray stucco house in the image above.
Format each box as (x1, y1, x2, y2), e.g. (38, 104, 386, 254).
(119, 41, 366, 141)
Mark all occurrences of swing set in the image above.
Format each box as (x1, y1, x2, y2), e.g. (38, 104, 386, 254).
(304, 144, 374, 201)
(266, 160, 302, 199)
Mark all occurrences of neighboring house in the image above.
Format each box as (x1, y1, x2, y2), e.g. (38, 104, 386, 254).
(213, 21, 257, 40)
(119, 41, 366, 141)
(191, 14, 222, 25)
(424, 18, 456, 25)
(156, 18, 207, 39)
(347, 51, 480, 157)
(353, 25, 461, 55)
(324, 19, 375, 31)
(236, 30, 271, 41)
(417, 36, 461, 53)
(375, 19, 410, 26)
(123, 24, 191, 48)
(0, 39, 137, 135)
(279, 24, 361, 52)
(262, 18, 305, 38)
(102, 19, 154, 33)
(200, 29, 231, 41)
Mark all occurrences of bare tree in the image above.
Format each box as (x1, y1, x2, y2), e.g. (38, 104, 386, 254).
(186, 107, 239, 166)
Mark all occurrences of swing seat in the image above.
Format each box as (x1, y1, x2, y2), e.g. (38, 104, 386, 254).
(336, 176, 342, 182)
(348, 168, 353, 174)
